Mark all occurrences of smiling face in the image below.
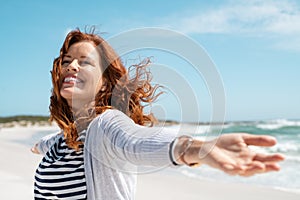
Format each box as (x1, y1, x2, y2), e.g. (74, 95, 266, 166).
(60, 41, 102, 110)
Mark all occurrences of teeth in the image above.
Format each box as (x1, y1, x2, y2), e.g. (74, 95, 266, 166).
(64, 77, 82, 83)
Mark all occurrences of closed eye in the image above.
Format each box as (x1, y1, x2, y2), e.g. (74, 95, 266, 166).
(81, 60, 91, 65)
(61, 60, 71, 66)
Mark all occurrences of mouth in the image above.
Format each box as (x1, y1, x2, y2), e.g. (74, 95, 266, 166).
(62, 75, 84, 85)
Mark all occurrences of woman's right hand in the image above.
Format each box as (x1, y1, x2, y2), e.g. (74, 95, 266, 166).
(175, 133, 285, 177)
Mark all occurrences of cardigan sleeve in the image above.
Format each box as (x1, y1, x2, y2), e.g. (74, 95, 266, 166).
(36, 132, 62, 155)
(85, 109, 178, 168)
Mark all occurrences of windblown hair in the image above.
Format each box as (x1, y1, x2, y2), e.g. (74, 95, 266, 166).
(50, 28, 162, 150)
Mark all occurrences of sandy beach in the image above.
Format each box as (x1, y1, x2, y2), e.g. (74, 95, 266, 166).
(0, 126, 299, 200)
(136, 171, 300, 200)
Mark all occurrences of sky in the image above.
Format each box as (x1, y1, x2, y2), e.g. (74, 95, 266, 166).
(0, 0, 299, 122)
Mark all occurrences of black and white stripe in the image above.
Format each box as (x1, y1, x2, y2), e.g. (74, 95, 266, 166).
(34, 134, 87, 200)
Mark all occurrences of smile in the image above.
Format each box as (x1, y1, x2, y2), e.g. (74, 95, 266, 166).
(63, 76, 83, 84)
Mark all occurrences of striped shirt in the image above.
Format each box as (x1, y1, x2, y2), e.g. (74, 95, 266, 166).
(34, 132, 87, 200)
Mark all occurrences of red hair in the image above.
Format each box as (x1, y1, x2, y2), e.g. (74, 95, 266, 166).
(50, 28, 161, 150)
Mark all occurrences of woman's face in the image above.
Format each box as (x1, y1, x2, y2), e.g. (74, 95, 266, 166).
(60, 41, 102, 110)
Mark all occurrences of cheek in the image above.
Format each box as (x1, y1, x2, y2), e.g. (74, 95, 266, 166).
(86, 70, 102, 94)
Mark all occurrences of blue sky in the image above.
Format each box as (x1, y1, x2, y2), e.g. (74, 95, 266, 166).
(0, 0, 299, 122)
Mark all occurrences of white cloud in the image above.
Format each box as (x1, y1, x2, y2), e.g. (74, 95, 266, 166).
(175, 0, 300, 34)
(163, 0, 300, 50)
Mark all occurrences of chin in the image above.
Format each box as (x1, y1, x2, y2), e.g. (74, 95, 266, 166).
(60, 89, 74, 99)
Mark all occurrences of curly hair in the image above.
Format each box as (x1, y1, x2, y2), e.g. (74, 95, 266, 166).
(50, 28, 162, 150)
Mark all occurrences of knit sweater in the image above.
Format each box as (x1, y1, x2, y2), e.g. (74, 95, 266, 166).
(36, 109, 177, 200)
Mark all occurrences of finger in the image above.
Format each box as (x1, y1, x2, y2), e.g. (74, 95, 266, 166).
(238, 161, 266, 177)
(240, 161, 282, 176)
(254, 153, 285, 162)
(265, 163, 281, 172)
(246, 161, 266, 171)
(221, 163, 243, 176)
(243, 163, 281, 176)
(31, 145, 40, 154)
(242, 134, 277, 147)
(222, 163, 247, 170)
(31, 147, 38, 154)
(220, 162, 252, 176)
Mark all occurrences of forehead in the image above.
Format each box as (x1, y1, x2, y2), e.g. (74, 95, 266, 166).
(66, 41, 99, 59)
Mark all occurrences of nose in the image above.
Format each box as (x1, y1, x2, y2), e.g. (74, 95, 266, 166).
(66, 59, 79, 72)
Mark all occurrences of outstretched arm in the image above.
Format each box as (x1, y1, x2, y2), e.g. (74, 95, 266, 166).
(31, 132, 62, 155)
(174, 133, 284, 176)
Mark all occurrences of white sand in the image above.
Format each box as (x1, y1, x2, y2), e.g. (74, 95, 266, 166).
(136, 171, 300, 200)
(0, 126, 299, 200)
(0, 126, 59, 199)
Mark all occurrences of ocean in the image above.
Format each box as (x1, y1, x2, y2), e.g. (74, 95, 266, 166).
(169, 119, 300, 193)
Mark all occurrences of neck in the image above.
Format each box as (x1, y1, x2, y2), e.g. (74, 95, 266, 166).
(67, 99, 95, 114)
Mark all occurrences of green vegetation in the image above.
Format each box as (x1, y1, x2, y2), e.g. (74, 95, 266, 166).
(0, 115, 50, 123)
(0, 115, 52, 128)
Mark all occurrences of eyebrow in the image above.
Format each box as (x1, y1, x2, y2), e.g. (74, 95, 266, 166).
(63, 55, 93, 60)
(62, 55, 96, 66)
(63, 55, 72, 59)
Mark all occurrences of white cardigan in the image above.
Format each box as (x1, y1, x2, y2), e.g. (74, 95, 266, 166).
(36, 109, 177, 200)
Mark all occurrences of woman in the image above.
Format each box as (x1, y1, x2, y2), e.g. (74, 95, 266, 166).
(32, 28, 284, 200)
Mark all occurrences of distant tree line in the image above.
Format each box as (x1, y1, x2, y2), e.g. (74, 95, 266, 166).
(0, 115, 49, 123)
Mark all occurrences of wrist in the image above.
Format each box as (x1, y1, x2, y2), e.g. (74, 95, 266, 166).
(173, 136, 203, 167)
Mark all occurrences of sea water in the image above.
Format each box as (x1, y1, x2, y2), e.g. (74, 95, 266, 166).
(170, 119, 300, 193)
